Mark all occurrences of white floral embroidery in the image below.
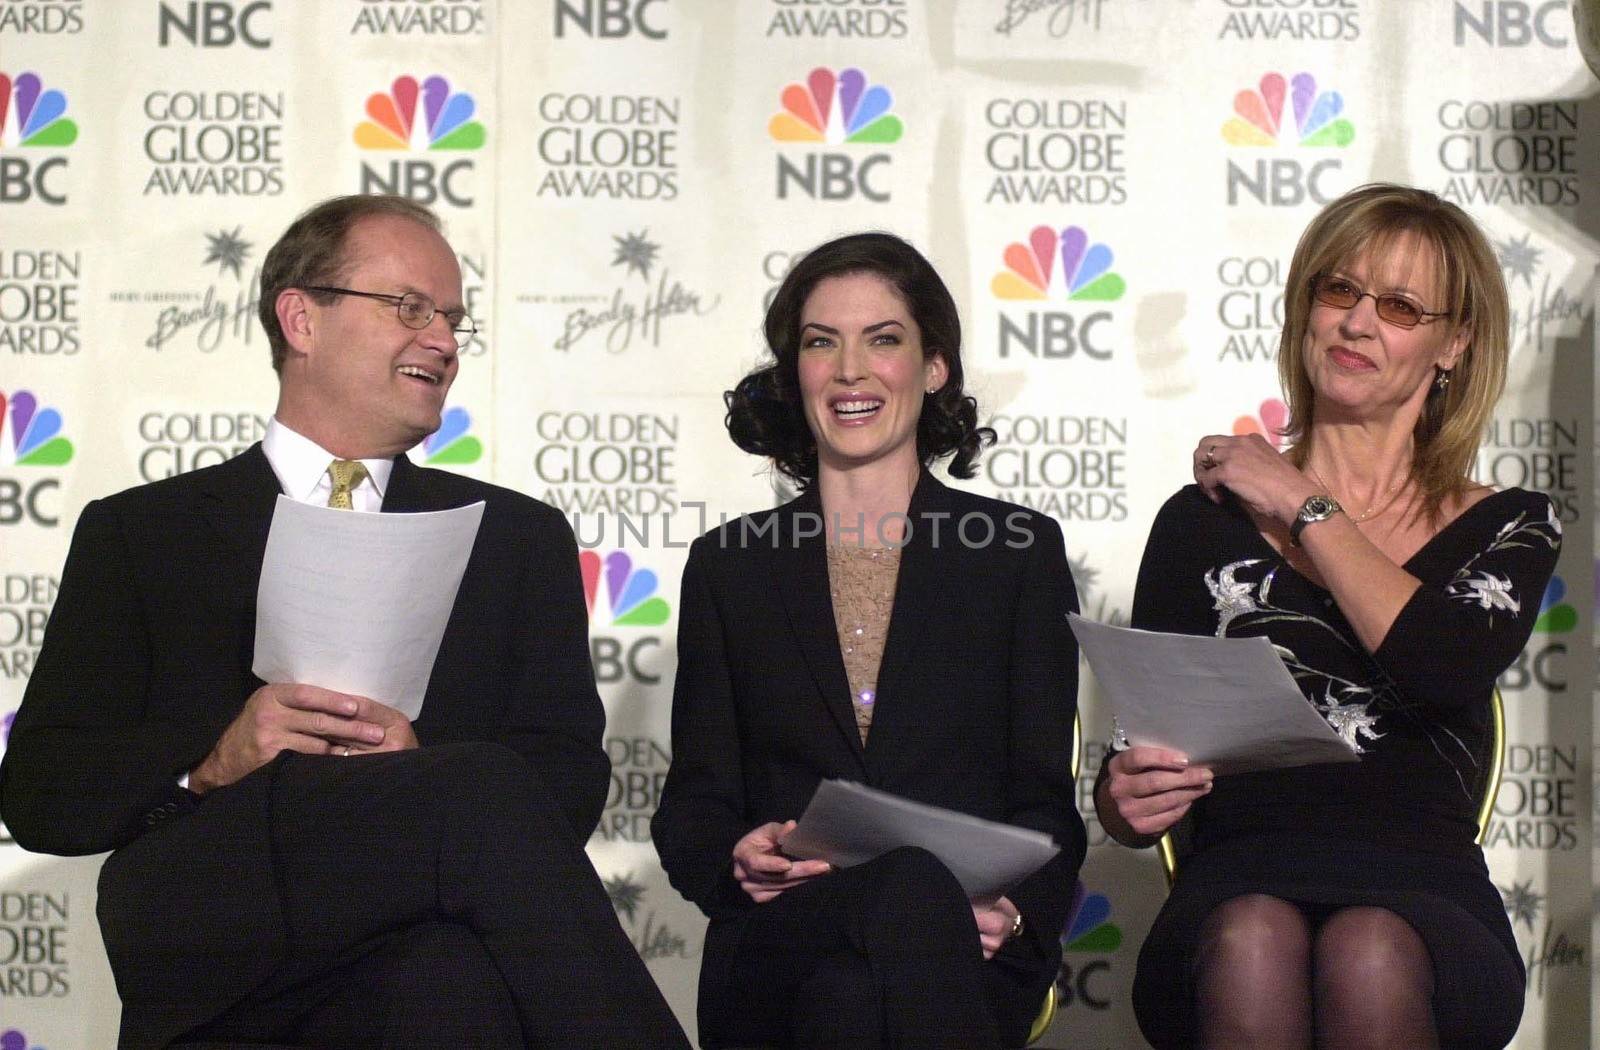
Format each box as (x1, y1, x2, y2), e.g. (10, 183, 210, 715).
(1204, 558, 1265, 635)
(1454, 572, 1519, 613)
(1108, 716, 1129, 752)
(1316, 688, 1386, 751)
(1443, 505, 1559, 622)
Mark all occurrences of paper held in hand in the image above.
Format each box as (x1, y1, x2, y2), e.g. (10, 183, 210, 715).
(783, 779, 1061, 898)
(1067, 613, 1359, 776)
(252, 496, 485, 720)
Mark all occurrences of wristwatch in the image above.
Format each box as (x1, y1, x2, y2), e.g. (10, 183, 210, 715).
(1289, 494, 1343, 547)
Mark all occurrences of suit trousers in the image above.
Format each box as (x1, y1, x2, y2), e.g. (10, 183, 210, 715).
(171, 743, 688, 1049)
(699, 847, 1044, 1050)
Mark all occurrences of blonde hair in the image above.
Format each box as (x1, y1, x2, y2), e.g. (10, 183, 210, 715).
(1276, 183, 1509, 524)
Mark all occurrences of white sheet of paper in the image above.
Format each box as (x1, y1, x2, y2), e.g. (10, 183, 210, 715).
(782, 779, 1061, 898)
(251, 496, 485, 720)
(1067, 614, 1359, 776)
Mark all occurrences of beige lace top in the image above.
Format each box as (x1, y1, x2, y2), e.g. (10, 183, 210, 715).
(825, 544, 903, 746)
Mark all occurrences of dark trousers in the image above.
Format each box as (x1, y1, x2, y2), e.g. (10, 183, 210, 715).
(171, 743, 688, 1049)
(699, 847, 1043, 1050)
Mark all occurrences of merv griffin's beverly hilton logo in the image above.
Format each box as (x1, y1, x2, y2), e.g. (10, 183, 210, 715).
(420, 406, 482, 465)
(355, 75, 485, 151)
(0, 390, 73, 467)
(991, 226, 1125, 301)
(1222, 73, 1353, 148)
(0, 72, 77, 148)
(770, 67, 902, 145)
(580, 550, 671, 627)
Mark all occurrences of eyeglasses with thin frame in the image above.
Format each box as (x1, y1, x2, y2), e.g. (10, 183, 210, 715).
(303, 286, 477, 347)
(1310, 274, 1449, 330)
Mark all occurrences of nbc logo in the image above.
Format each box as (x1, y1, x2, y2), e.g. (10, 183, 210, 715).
(0, 390, 70, 527)
(420, 406, 482, 466)
(1532, 576, 1576, 634)
(0, 73, 77, 148)
(355, 75, 485, 151)
(0, 1027, 41, 1050)
(992, 226, 1125, 302)
(1232, 398, 1287, 448)
(1502, 568, 1576, 692)
(993, 225, 1122, 361)
(1, 390, 73, 467)
(1057, 885, 1121, 1011)
(772, 67, 900, 203)
(1222, 73, 1353, 148)
(1223, 73, 1352, 208)
(770, 68, 902, 145)
(355, 75, 483, 208)
(580, 550, 670, 627)
(0, 72, 76, 205)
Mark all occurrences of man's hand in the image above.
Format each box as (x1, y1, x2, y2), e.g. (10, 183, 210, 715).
(188, 684, 416, 794)
(731, 820, 832, 903)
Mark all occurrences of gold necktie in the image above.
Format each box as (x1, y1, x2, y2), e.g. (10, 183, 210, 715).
(326, 459, 369, 510)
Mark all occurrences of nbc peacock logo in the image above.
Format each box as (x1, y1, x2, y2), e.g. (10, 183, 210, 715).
(1532, 576, 1576, 634)
(771, 68, 901, 203)
(1232, 398, 1288, 449)
(991, 226, 1125, 302)
(1222, 73, 1353, 148)
(0, 1027, 42, 1050)
(0, 390, 73, 467)
(769, 67, 902, 145)
(420, 406, 482, 465)
(580, 550, 671, 627)
(1055, 884, 1122, 1011)
(355, 75, 485, 151)
(0, 72, 78, 149)
(1063, 888, 1122, 953)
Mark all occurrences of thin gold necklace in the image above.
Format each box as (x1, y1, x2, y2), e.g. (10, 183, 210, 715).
(1307, 464, 1409, 524)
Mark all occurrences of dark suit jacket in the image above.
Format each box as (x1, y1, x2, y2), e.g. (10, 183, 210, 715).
(0, 444, 605, 1048)
(652, 474, 1086, 1002)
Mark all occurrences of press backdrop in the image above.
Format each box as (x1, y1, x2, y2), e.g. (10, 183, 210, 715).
(1, 2, 1596, 1047)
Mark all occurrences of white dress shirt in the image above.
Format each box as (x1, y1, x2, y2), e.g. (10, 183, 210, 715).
(179, 420, 397, 791)
(262, 417, 395, 512)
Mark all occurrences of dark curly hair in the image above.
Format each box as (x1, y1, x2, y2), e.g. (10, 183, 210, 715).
(726, 232, 993, 486)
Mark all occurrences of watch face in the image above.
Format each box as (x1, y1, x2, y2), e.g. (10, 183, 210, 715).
(1304, 495, 1337, 518)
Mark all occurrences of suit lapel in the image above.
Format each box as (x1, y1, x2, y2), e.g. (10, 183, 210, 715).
(199, 443, 282, 563)
(773, 488, 866, 767)
(380, 453, 437, 513)
(867, 473, 950, 756)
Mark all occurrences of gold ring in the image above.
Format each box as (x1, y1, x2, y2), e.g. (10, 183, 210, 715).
(1202, 444, 1217, 469)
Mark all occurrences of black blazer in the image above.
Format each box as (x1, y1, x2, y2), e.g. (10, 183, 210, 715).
(0, 444, 605, 1048)
(653, 474, 1086, 981)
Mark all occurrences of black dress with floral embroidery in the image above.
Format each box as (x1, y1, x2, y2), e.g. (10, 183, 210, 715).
(1125, 484, 1560, 1050)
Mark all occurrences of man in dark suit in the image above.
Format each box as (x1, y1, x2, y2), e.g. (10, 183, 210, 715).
(0, 196, 689, 1050)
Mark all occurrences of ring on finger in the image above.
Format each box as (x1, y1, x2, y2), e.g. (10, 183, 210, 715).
(1201, 444, 1218, 469)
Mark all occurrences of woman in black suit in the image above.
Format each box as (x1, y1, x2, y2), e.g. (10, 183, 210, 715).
(653, 232, 1086, 1049)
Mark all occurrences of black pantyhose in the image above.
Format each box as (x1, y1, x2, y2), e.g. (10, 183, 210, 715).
(1194, 895, 1438, 1050)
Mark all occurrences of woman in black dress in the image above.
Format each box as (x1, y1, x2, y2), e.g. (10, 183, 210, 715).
(1096, 184, 1559, 1050)
(653, 233, 1084, 1049)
